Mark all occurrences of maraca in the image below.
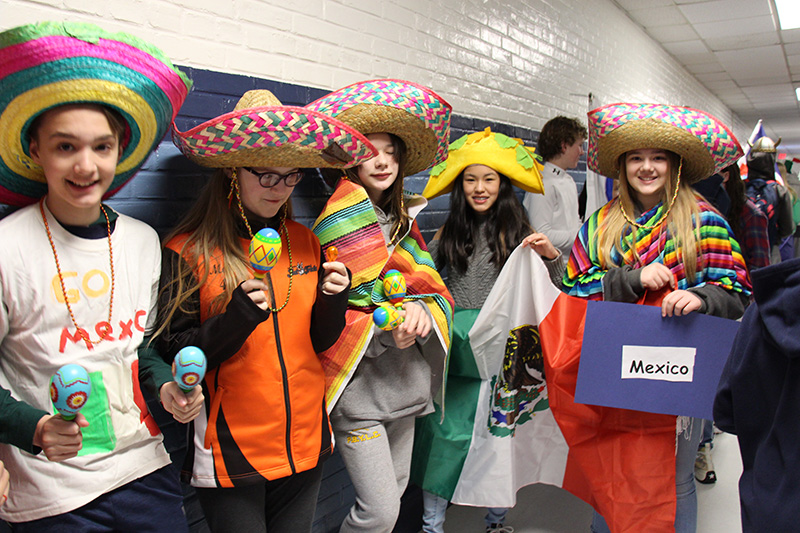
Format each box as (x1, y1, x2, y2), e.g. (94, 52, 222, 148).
(173, 346, 207, 393)
(325, 246, 339, 263)
(249, 228, 282, 279)
(383, 269, 406, 307)
(373, 304, 403, 331)
(50, 364, 91, 421)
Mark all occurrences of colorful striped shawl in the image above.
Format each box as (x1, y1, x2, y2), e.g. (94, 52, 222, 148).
(312, 179, 454, 409)
(564, 198, 752, 300)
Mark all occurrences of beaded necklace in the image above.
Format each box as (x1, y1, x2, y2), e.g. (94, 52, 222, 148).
(228, 171, 293, 312)
(40, 198, 115, 345)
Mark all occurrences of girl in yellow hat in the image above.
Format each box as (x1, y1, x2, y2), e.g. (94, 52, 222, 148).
(416, 127, 564, 533)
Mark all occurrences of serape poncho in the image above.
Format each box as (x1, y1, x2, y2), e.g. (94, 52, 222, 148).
(312, 179, 454, 409)
(563, 198, 751, 300)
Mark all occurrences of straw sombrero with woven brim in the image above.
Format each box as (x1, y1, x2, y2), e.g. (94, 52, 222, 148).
(0, 21, 192, 207)
(422, 127, 545, 199)
(587, 103, 743, 184)
(305, 79, 452, 176)
(171, 89, 376, 169)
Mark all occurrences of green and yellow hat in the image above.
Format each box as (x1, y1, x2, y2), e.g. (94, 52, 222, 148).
(422, 127, 544, 199)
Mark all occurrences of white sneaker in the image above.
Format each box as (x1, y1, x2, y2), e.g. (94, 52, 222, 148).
(694, 442, 717, 484)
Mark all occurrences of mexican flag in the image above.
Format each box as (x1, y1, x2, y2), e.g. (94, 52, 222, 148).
(411, 246, 678, 532)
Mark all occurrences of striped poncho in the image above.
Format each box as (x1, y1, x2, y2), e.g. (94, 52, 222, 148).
(563, 197, 751, 300)
(312, 179, 454, 410)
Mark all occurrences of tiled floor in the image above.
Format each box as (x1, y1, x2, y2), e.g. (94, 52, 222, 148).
(441, 431, 743, 532)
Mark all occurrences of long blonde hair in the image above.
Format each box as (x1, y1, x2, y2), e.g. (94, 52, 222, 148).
(154, 169, 291, 337)
(596, 151, 703, 282)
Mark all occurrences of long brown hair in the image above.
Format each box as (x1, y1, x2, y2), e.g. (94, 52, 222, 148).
(343, 133, 410, 245)
(154, 169, 292, 337)
(597, 150, 703, 282)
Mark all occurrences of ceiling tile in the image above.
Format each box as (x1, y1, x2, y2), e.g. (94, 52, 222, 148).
(685, 61, 725, 74)
(704, 79, 740, 90)
(781, 28, 800, 44)
(704, 32, 780, 52)
(695, 71, 734, 82)
(716, 46, 788, 79)
(742, 83, 798, 97)
(693, 15, 775, 39)
(626, 6, 687, 27)
(678, 0, 771, 23)
(646, 23, 699, 42)
(615, 0, 674, 9)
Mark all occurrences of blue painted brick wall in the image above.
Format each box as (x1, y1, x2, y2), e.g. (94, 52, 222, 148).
(0, 67, 586, 533)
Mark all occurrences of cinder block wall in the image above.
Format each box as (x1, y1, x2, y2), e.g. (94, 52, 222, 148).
(2, 0, 748, 140)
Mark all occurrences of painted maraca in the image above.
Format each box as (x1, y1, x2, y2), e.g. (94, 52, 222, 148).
(50, 364, 91, 421)
(372, 304, 403, 331)
(372, 269, 407, 330)
(249, 228, 282, 279)
(173, 346, 207, 393)
(383, 270, 406, 307)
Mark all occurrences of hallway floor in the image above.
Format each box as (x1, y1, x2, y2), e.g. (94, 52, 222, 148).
(442, 431, 743, 532)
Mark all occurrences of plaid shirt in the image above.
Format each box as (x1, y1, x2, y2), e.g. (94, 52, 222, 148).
(739, 199, 770, 270)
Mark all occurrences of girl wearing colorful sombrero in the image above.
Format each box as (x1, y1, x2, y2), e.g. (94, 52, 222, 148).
(0, 21, 193, 530)
(308, 79, 454, 532)
(415, 127, 564, 533)
(563, 103, 751, 532)
(160, 89, 374, 532)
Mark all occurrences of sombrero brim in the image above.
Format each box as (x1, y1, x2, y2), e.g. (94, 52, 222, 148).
(171, 105, 377, 169)
(306, 79, 452, 176)
(0, 21, 191, 206)
(587, 103, 743, 184)
(423, 129, 544, 198)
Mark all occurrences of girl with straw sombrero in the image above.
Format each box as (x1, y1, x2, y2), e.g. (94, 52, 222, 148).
(0, 21, 192, 530)
(308, 79, 454, 532)
(562, 103, 751, 532)
(161, 89, 375, 532)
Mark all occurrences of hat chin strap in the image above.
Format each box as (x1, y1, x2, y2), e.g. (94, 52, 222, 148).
(619, 158, 683, 230)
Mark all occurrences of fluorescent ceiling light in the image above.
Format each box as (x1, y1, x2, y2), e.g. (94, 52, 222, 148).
(776, 0, 800, 30)
(796, 87, 800, 101)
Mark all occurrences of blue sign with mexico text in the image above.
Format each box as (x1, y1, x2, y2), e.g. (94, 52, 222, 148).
(574, 300, 740, 420)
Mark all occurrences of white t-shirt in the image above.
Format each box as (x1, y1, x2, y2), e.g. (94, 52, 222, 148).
(0, 201, 170, 522)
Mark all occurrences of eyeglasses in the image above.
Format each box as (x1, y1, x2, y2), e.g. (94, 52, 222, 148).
(244, 168, 304, 188)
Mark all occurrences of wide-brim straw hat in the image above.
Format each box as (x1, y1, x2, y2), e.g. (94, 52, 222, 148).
(423, 127, 545, 199)
(0, 21, 192, 206)
(305, 79, 452, 176)
(172, 89, 376, 169)
(587, 103, 743, 183)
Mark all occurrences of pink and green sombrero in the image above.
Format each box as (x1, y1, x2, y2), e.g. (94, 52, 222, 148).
(587, 103, 743, 183)
(171, 89, 376, 169)
(306, 79, 452, 176)
(0, 21, 192, 206)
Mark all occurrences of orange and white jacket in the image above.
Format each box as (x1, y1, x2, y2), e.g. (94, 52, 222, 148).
(160, 220, 349, 487)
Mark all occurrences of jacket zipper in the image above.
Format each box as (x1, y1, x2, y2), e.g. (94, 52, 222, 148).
(267, 272, 296, 474)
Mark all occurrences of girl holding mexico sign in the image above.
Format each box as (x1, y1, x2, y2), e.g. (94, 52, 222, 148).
(562, 103, 751, 532)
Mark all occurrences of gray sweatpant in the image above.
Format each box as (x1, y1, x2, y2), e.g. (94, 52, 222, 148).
(336, 416, 416, 532)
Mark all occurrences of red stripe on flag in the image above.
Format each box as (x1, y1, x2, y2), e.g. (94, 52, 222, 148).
(541, 292, 678, 532)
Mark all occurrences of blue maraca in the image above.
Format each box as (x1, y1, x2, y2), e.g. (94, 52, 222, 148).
(173, 346, 207, 393)
(50, 364, 91, 421)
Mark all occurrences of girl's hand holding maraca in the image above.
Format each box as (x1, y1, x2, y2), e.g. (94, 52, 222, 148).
(33, 413, 88, 462)
(391, 302, 432, 349)
(160, 383, 204, 424)
(161, 346, 206, 423)
(321, 246, 349, 296)
(240, 278, 272, 312)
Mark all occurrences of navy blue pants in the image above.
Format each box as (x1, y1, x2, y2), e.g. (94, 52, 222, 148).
(11, 466, 188, 533)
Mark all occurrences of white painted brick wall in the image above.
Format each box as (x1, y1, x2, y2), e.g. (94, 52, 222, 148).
(2, 0, 749, 141)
